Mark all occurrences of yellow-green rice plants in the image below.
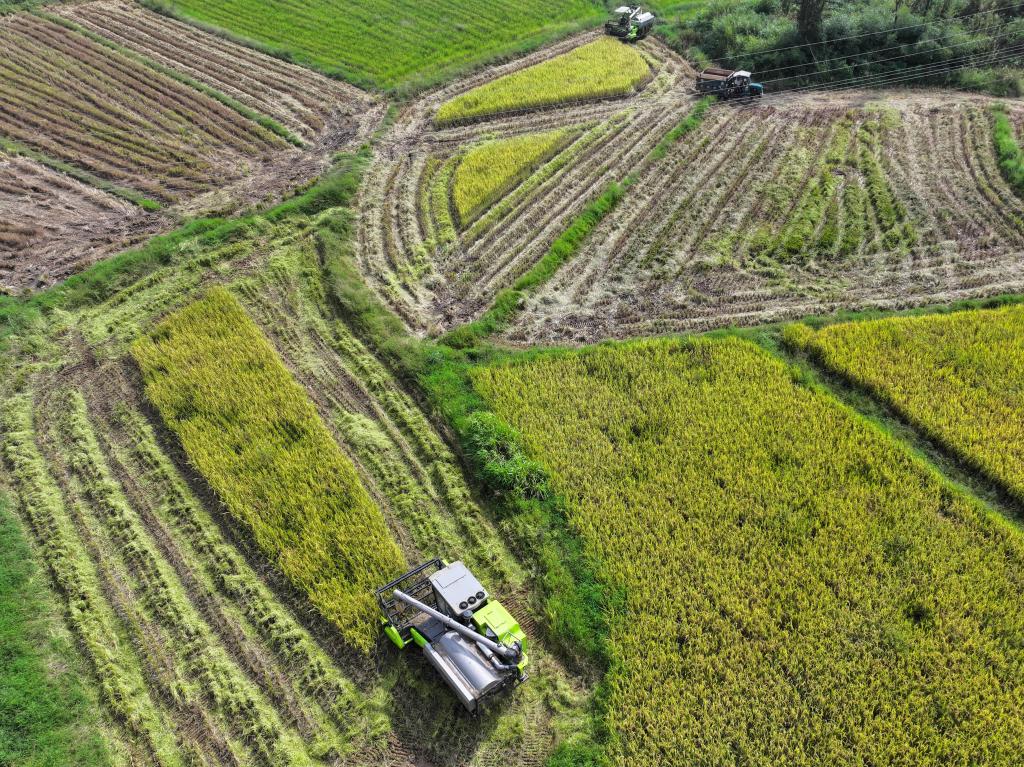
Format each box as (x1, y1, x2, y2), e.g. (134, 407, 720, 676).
(435, 38, 650, 126)
(786, 304, 1024, 504)
(452, 128, 575, 227)
(473, 336, 1024, 767)
(131, 287, 405, 653)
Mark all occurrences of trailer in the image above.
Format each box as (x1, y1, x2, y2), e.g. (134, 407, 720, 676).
(697, 67, 763, 100)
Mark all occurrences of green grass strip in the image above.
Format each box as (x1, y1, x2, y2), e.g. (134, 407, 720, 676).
(0, 135, 161, 211)
(649, 95, 713, 161)
(38, 10, 302, 148)
(442, 181, 628, 349)
(0, 494, 113, 767)
(0, 150, 368, 346)
(992, 103, 1024, 196)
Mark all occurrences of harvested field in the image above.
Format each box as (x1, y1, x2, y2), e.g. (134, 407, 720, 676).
(1, 190, 590, 766)
(359, 35, 1024, 343)
(508, 94, 1024, 344)
(0, 153, 160, 292)
(0, 13, 284, 204)
(356, 33, 696, 332)
(55, 0, 371, 142)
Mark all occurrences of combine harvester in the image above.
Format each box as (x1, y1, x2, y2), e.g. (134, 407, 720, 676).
(697, 67, 764, 99)
(377, 559, 528, 713)
(605, 5, 656, 41)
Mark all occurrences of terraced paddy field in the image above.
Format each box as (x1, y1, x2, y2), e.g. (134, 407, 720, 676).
(0, 153, 161, 292)
(472, 336, 1024, 766)
(357, 32, 695, 331)
(0, 171, 590, 766)
(146, 0, 604, 91)
(0, 5, 382, 292)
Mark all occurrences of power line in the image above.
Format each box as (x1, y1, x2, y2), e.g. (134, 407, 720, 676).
(780, 42, 1024, 94)
(718, 2, 1023, 62)
(755, 21, 1009, 79)
(759, 26, 1022, 86)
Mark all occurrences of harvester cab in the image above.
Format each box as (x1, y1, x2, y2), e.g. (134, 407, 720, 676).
(376, 559, 528, 713)
(696, 67, 764, 100)
(605, 5, 655, 41)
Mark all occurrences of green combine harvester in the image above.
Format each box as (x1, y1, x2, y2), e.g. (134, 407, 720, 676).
(377, 559, 528, 713)
(605, 5, 656, 41)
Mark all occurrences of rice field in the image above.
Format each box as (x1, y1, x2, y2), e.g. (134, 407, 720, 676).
(145, 0, 604, 90)
(452, 128, 576, 227)
(473, 336, 1024, 766)
(132, 287, 406, 652)
(435, 37, 652, 125)
(787, 304, 1024, 504)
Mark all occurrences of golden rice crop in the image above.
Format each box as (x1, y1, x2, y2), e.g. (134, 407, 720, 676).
(786, 305, 1024, 502)
(435, 38, 650, 126)
(472, 336, 1024, 767)
(452, 128, 574, 226)
(132, 287, 405, 652)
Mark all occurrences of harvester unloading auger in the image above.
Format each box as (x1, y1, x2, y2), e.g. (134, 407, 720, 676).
(376, 559, 528, 713)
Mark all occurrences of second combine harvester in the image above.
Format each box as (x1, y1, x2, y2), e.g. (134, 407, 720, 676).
(605, 5, 656, 41)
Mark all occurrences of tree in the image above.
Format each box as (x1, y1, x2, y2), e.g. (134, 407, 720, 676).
(797, 0, 827, 40)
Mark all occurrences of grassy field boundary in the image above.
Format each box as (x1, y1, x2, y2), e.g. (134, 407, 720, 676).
(992, 102, 1024, 197)
(0, 150, 369, 351)
(39, 10, 303, 148)
(0, 492, 114, 767)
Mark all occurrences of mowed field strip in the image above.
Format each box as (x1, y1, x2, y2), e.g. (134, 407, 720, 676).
(0, 12, 282, 204)
(509, 94, 1024, 343)
(0, 5, 383, 292)
(0, 152, 158, 292)
(357, 32, 696, 330)
(55, 0, 371, 142)
(474, 336, 1024, 766)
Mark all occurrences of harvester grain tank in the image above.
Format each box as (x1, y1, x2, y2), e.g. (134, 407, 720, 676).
(376, 559, 528, 713)
(605, 6, 656, 41)
(697, 67, 764, 99)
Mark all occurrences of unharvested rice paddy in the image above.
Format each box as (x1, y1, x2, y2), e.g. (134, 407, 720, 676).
(147, 0, 604, 90)
(55, 0, 371, 142)
(474, 336, 1024, 766)
(435, 37, 652, 125)
(788, 304, 1024, 503)
(133, 287, 406, 652)
(452, 128, 576, 226)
